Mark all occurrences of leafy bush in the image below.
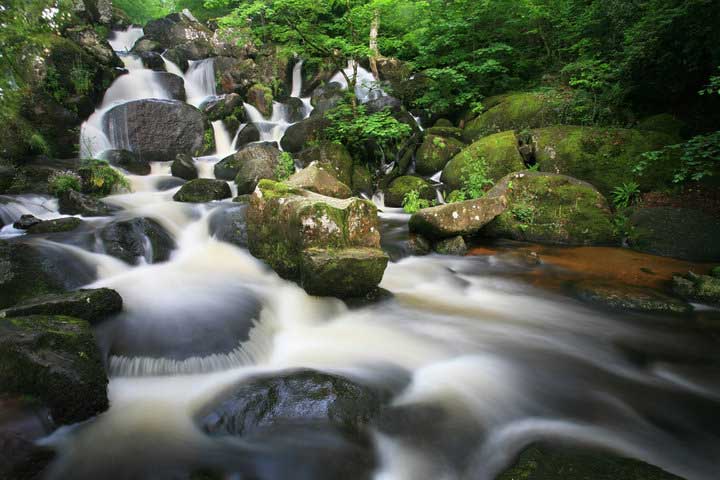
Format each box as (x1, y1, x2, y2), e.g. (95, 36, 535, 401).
(78, 159, 130, 196)
(48, 171, 82, 196)
(402, 189, 432, 213)
(611, 181, 640, 209)
(460, 157, 494, 199)
(635, 131, 720, 184)
(275, 152, 295, 181)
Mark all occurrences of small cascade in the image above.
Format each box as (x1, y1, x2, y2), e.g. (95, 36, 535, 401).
(430, 171, 443, 182)
(211, 120, 234, 157)
(161, 55, 184, 77)
(331, 60, 385, 103)
(244, 102, 292, 144)
(0, 194, 61, 238)
(184, 58, 217, 107)
(107, 26, 144, 53)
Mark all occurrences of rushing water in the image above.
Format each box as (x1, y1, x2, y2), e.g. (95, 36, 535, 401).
(2, 28, 719, 480)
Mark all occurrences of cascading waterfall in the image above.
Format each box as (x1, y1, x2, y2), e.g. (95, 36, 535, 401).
(211, 120, 235, 157)
(107, 26, 144, 53)
(330, 60, 385, 103)
(183, 58, 217, 107)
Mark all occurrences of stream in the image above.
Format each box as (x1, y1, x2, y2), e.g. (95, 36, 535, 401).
(2, 26, 720, 480)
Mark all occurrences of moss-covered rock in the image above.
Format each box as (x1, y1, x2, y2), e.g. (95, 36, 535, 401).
(246, 83, 274, 117)
(231, 143, 283, 194)
(572, 280, 692, 314)
(532, 126, 677, 196)
(415, 134, 465, 175)
(298, 142, 354, 186)
(425, 126, 464, 140)
(636, 113, 686, 139)
(310, 82, 345, 115)
(628, 207, 720, 262)
(385, 176, 435, 208)
(441, 131, 526, 191)
(433, 236, 468, 256)
(483, 171, 617, 246)
(287, 163, 352, 199)
(672, 272, 720, 306)
(409, 195, 507, 239)
(173, 179, 231, 203)
(26, 217, 84, 234)
(351, 164, 373, 195)
(0, 241, 67, 309)
(247, 180, 387, 297)
(0, 288, 122, 324)
(58, 190, 115, 217)
(497, 444, 685, 480)
(0, 315, 108, 425)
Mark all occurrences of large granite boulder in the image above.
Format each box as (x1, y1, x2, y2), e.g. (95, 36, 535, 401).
(247, 180, 388, 298)
(280, 116, 329, 153)
(143, 11, 212, 50)
(409, 196, 507, 240)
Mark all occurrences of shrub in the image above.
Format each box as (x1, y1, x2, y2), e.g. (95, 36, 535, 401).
(48, 170, 82, 196)
(460, 157, 493, 199)
(635, 131, 720, 184)
(402, 189, 432, 213)
(275, 151, 295, 180)
(79, 159, 130, 196)
(611, 181, 640, 209)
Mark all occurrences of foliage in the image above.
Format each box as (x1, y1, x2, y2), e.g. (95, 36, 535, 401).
(275, 152, 295, 181)
(700, 66, 720, 96)
(610, 181, 640, 209)
(48, 170, 82, 196)
(113, 0, 172, 24)
(402, 189, 431, 213)
(79, 160, 130, 196)
(636, 131, 720, 184)
(459, 157, 494, 200)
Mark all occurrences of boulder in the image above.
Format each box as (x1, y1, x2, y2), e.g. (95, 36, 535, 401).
(483, 172, 617, 246)
(13, 215, 41, 230)
(247, 180, 388, 297)
(281, 116, 328, 153)
(287, 163, 353, 199)
(415, 134, 465, 175)
(26, 217, 84, 234)
(173, 179, 232, 203)
(286, 97, 307, 123)
(201, 93, 244, 122)
(673, 272, 720, 306)
(531, 126, 677, 196)
(215, 142, 281, 182)
(99, 217, 176, 264)
(171, 153, 198, 180)
(246, 84, 274, 117)
(131, 39, 163, 55)
(154, 72, 187, 101)
(103, 99, 206, 162)
(298, 142, 354, 186)
(311, 82, 345, 115)
(385, 176, 435, 208)
(0, 288, 122, 324)
(351, 164, 373, 195)
(409, 196, 507, 240)
(143, 12, 212, 49)
(58, 190, 115, 217)
(425, 125, 464, 140)
(628, 208, 720, 262)
(138, 51, 167, 71)
(200, 369, 386, 438)
(572, 280, 692, 314)
(0, 315, 108, 425)
(208, 204, 247, 248)
(234, 123, 261, 149)
(433, 236, 468, 256)
(442, 131, 526, 192)
(101, 149, 151, 175)
(364, 96, 402, 114)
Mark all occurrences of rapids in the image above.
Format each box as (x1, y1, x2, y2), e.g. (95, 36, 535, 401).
(2, 26, 719, 480)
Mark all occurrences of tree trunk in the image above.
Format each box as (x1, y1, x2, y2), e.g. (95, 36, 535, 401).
(369, 9, 380, 80)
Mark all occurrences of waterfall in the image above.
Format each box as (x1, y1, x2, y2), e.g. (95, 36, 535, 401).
(211, 120, 234, 158)
(184, 58, 217, 107)
(291, 60, 303, 97)
(243, 101, 292, 144)
(331, 60, 385, 103)
(107, 26, 144, 53)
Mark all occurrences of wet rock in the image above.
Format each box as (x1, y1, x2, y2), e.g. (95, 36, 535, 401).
(287, 163, 353, 199)
(246, 84, 274, 117)
(673, 272, 720, 306)
(0, 288, 122, 325)
(26, 217, 84, 234)
(138, 51, 166, 71)
(407, 234, 432, 256)
(0, 315, 108, 425)
(298, 142, 354, 186)
(0, 396, 55, 480)
(425, 125, 464, 140)
(200, 369, 387, 438)
(311, 82, 344, 115)
(154, 72, 187, 101)
(99, 217, 176, 264)
(103, 99, 206, 162)
(209, 204, 247, 248)
(286, 97, 307, 123)
(483, 171, 617, 246)
(415, 134, 465, 175)
(364, 95, 403, 114)
(497, 443, 685, 480)
(385, 176, 435, 208)
(58, 190, 115, 217)
(433, 236, 468, 256)
(233, 143, 283, 194)
(131, 39, 163, 55)
(409, 196, 507, 240)
(215, 143, 277, 181)
(101, 149, 151, 175)
(171, 153, 198, 181)
(143, 11, 212, 49)
(572, 280, 692, 314)
(13, 215, 41, 230)
(247, 180, 388, 298)
(201, 93, 244, 122)
(234, 123, 260, 149)
(281, 116, 329, 153)
(173, 179, 232, 203)
(157, 177, 186, 191)
(629, 208, 720, 262)
(442, 131, 526, 191)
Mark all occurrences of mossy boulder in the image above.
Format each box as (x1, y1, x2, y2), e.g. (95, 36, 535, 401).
(0, 315, 108, 425)
(201, 93, 245, 122)
(26, 217, 84, 234)
(310, 82, 345, 115)
(171, 153, 198, 180)
(636, 113, 686, 139)
(672, 272, 720, 306)
(287, 163, 352, 199)
(0, 241, 69, 309)
(101, 149, 150, 175)
(298, 142, 354, 186)
(483, 171, 617, 246)
(280, 116, 329, 153)
(99, 217, 176, 264)
(415, 134, 465, 175)
(351, 164, 373, 195)
(0, 288, 122, 324)
(58, 190, 115, 217)
(247, 180, 387, 298)
(409, 195, 507, 240)
(385, 176, 435, 208)
(441, 131, 526, 191)
(231, 143, 283, 194)
(497, 444, 685, 480)
(463, 91, 569, 142)
(425, 126, 464, 140)
(433, 236, 468, 256)
(173, 179, 232, 203)
(531, 126, 677, 196)
(628, 208, 720, 262)
(246, 83, 274, 117)
(572, 280, 692, 314)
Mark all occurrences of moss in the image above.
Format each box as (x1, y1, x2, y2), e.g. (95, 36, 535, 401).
(299, 247, 389, 298)
(442, 131, 525, 191)
(198, 127, 216, 156)
(256, 179, 301, 200)
(351, 164, 373, 194)
(298, 142, 354, 186)
(173, 179, 232, 203)
(636, 113, 686, 139)
(385, 176, 435, 208)
(415, 134, 465, 175)
(672, 272, 720, 306)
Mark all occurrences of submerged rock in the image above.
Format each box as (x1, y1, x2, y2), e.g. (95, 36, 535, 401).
(672, 272, 720, 306)
(572, 280, 692, 314)
(286, 163, 352, 199)
(629, 208, 720, 262)
(409, 196, 507, 240)
(99, 217, 176, 264)
(483, 172, 617, 246)
(0, 315, 108, 425)
(174, 179, 232, 203)
(0, 288, 123, 324)
(26, 217, 84, 234)
(247, 180, 388, 298)
(415, 134, 464, 175)
(101, 149, 151, 175)
(385, 176, 435, 208)
(171, 153, 198, 181)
